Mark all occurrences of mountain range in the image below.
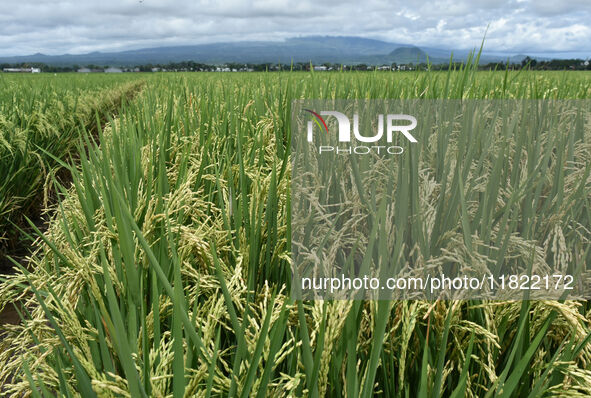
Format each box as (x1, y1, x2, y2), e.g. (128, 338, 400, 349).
(0, 36, 541, 67)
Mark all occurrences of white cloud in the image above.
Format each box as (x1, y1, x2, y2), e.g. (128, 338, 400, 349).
(0, 0, 589, 56)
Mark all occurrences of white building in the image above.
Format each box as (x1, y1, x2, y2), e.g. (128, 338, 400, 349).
(3, 67, 40, 73)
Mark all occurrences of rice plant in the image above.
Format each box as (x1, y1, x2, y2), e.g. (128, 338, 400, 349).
(0, 65, 590, 397)
(0, 73, 144, 261)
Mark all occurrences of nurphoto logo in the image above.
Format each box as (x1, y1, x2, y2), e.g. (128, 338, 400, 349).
(304, 108, 418, 154)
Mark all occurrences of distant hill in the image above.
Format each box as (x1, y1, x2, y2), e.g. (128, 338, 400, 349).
(388, 46, 428, 63)
(0, 36, 405, 66)
(0, 36, 550, 67)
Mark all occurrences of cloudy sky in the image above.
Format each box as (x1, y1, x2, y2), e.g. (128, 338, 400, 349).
(0, 0, 590, 57)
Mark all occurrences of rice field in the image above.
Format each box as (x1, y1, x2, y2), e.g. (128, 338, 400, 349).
(0, 65, 591, 397)
(0, 73, 144, 263)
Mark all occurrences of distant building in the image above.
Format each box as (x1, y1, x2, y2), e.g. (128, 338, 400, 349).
(3, 67, 40, 73)
(313, 66, 327, 71)
(77, 68, 103, 73)
(105, 67, 123, 73)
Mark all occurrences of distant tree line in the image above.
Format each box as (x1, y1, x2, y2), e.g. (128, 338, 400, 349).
(1, 58, 590, 73)
(477, 57, 591, 71)
(0, 62, 76, 73)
